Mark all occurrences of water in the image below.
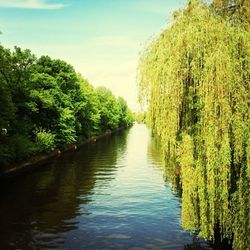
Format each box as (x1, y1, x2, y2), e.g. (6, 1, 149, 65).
(0, 124, 212, 250)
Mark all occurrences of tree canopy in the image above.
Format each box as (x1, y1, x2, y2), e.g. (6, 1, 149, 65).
(0, 45, 134, 167)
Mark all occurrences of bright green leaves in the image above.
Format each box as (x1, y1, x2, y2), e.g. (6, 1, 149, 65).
(94, 87, 134, 132)
(0, 45, 134, 167)
(117, 97, 134, 127)
(178, 134, 198, 232)
(96, 87, 121, 131)
(0, 46, 35, 133)
(35, 129, 56, 152)
(57, 107, 76, 144)
(138, 1, 249, 249)
(75, 76, 101, 137)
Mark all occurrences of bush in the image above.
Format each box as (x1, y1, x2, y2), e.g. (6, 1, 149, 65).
(11, 135, 37, 160)
(36, 129, 55, 152)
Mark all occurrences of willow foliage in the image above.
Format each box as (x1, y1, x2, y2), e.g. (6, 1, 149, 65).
(138, 1, 249, 249)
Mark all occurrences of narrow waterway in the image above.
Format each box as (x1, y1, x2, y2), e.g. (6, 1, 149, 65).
(0, 124, 212, 250)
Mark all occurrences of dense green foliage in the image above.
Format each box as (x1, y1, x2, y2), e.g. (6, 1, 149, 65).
(134, 112, 147, 124)
(139, 0, 249, 249)
(0, 45, 133, 167)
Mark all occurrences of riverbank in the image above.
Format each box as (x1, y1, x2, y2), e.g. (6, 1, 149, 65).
(0, 126, 127, 178)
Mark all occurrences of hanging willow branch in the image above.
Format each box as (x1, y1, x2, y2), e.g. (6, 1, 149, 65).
(138, 1, 250, 249)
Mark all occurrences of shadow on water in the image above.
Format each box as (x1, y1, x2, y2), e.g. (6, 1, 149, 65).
(0, 129, 129, 250)
(155, 140, 233, 249)
(147, 134, 218, 250)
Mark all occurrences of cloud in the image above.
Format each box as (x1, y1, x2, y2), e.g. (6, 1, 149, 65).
(0, 0, 65, 9)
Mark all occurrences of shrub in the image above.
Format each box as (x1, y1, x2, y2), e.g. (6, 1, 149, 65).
(36, 129, 55, 152)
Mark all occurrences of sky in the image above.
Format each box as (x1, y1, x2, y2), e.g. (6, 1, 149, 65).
(0, 0, 186, 111)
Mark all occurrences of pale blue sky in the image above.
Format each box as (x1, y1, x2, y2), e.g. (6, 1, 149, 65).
(0, 0, 186, 110)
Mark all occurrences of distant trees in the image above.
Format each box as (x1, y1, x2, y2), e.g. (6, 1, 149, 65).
(0, 45, 134, 166)
(96, 86, 120, 131)
(117, 97, 134, 127)
(134, 112, 147, 124)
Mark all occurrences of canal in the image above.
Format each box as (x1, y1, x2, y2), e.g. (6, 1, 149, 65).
(0, 124, 213, 249)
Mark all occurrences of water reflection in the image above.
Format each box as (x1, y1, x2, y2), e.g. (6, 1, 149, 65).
(0, 124, 215, 249)
(0, 130, 129, 249)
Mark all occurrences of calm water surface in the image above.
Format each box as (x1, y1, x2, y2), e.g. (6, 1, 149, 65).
(0, 124, 212, 250)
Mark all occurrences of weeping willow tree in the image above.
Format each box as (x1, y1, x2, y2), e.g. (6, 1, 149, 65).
(138, 1, 249, 249)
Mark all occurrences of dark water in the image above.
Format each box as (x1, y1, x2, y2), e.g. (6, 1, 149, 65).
(0, 124, 213, 250)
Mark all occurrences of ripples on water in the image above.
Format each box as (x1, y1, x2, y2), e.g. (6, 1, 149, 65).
(0, 124, 213, 249)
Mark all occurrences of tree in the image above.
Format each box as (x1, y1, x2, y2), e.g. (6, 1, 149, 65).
(0, 44, 133, 167)
(96, 87, 120, 131)
(117, 97, 134, 127)
(75, 76, 100, 138)
(138, 1, 249, 249)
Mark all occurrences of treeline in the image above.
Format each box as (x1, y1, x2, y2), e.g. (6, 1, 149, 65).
(0, 45, 134, 167)
(139, 0, 249, 249)
(134, 112, 147, 124)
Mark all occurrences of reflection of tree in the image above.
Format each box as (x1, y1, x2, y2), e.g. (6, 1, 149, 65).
(163, 158, 182, 196)
(0, 129, 130, 249)
(147, 134, 182, 195)
(147, 134, 162, 169)
(150, 136, 238, 249)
